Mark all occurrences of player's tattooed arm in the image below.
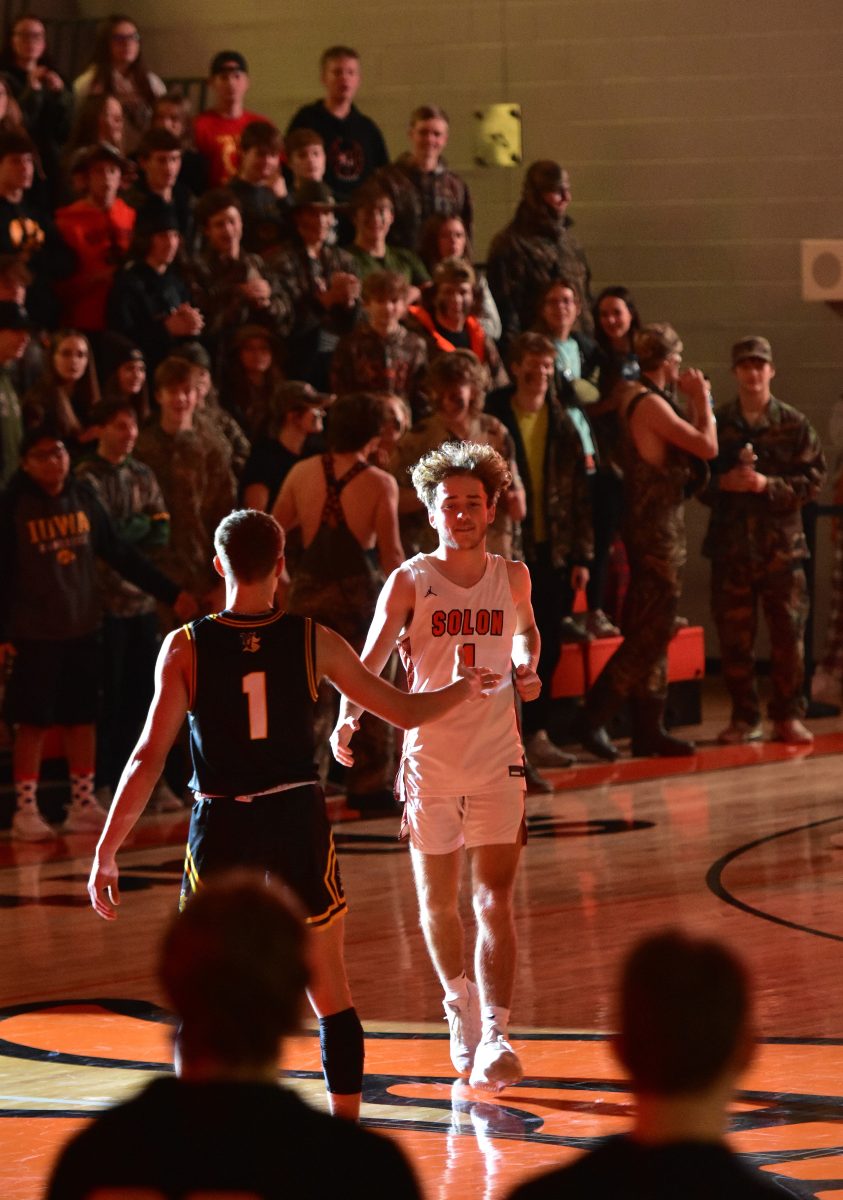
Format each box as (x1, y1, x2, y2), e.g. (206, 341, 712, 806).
(88, 629, 192, 920)
(507, 559, 541, 702)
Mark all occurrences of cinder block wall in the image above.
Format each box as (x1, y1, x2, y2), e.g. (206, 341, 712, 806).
(81, 0, 843, 651)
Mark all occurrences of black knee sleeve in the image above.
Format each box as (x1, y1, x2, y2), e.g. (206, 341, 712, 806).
(319, 1006, 364, 1095)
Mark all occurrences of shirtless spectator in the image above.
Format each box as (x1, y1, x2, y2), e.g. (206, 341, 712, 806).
(193, 51, 268, 188)
(229, 121, 289, 258)
(406, 258, 506, 390)
(377, 105, 472, 253)
(390, 349, 525, 559)
(240, 381, 327, 511)
(487, 160, 593, 354)
(345, 181, 429, 300)
(54, 143, 136, 340)
(134, 356, 235, 610)
(191, 188, 288, 356)
(287, 46, 388, 205)
(0, 129, 73, 328)
(126, 127, 193, 242)
(330, 270, 427, 413)
(272, 391, 402, 811)
(268, 182, 359, 386)
(108, 207, 203, 371)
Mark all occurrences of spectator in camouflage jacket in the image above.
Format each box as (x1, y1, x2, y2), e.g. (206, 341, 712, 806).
(134, 357, 235, 610)
(265, 181, 360, 386)
(700, 336, 826, 746)
(190, 188, 289, 360)
(486, 160, 593, 355)
(376, 105, 472, 253)
(330, 270, 427, 414)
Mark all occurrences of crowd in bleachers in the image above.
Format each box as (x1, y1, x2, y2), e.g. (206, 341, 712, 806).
(0, 16, 835, 838)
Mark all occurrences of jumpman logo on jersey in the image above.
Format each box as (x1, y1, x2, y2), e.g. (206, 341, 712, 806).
(425, 586, 437, 598)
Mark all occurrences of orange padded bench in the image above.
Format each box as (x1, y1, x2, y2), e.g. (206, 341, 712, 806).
(551, 625, 705, 699)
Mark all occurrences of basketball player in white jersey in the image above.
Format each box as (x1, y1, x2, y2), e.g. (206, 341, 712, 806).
(332, 442, 541, 1091)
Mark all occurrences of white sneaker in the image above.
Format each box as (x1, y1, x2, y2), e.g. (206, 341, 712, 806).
(148, 779, 185, 812)
(444, 978, 481, 1076)
(11, 804, 55, 841)
(469, 1031, 523, 1092)
(63, 799, 107, 833)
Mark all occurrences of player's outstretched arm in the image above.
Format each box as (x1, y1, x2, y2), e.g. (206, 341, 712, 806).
(319, 623, 497, 737)
(88, 630, 191, 920)
(331, 566, 415, 763)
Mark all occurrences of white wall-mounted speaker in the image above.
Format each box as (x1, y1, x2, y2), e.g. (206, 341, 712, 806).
(801, 240, 843, 301)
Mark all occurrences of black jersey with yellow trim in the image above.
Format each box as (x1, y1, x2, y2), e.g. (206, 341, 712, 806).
(185, 608, 319, 796)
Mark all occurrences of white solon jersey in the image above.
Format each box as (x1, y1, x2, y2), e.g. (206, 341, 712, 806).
(398, 552, 525, 794)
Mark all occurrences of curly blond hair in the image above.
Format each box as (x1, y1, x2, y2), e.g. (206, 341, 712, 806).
(410, 440, 511, 511)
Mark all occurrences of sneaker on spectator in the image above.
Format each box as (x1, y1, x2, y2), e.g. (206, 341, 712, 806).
(63, 798, 108, 834)
(585, 609, 620, 638)
(469, 1030, 523, 1092)
(560, 615, 591, 643)
(525, 729, 575, 769)
(148, 779, 185, 812)
(11, 804, 55, 841)
(444, 979, 481, 1076)
(717, 721, 763, 745)
(772, 718, 814, 745)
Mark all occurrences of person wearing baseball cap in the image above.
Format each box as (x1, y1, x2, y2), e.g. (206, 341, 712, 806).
(240, 381, 331, 512)
(54, 141, 136, 334)
(702, 336, 826, 746)
(193, 49, 270, 187)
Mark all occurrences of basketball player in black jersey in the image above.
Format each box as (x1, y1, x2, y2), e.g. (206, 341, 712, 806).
(88, 509, 497, 1120)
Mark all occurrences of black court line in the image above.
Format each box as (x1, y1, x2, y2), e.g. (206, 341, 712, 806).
(706, 815, 843, 943)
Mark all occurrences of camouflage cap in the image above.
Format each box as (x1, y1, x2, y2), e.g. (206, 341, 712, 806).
(731, 336, 773, 366)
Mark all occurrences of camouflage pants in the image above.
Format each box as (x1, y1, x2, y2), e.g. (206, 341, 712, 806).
(711, 561, 808, 723)
(587, 550, 681, 724)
